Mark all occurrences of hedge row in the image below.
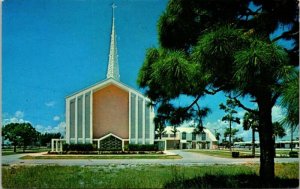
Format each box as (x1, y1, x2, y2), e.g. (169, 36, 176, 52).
(128, 144, 158, 151)
(62, 143, 160, 152)
(289, 151, 298, 157)
(63, 144, 95, 152)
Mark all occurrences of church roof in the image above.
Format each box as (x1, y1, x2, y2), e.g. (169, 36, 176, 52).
(66, 78, 150, 101)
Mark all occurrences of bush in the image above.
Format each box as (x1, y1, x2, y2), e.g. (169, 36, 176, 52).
(128, 144, 158, 151)
(289, 151, 298, 157)
(232, 152, 240, 158)
(99, 147, 122, 151)
(63, 143, 95, 152)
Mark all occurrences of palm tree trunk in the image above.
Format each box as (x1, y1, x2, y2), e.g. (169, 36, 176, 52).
(290, 125, 293, 151)
(258, 94, 275, 185)
(173, 135, 176, 149)
(252, 128, 255, 157)
(229, 120, 232, 151)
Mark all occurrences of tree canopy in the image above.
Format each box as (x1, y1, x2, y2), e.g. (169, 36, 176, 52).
(138, 0, 298, 183)
(2, 123, 40, 152)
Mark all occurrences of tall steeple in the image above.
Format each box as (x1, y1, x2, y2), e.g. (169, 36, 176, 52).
(106, 3, 120, 81)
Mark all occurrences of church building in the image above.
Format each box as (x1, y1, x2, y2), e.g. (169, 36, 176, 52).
(52, 5, 155, 152)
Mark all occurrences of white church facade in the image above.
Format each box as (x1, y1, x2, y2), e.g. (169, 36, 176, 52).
(51, 5, 155, 152)
(51, 5, 217, 152)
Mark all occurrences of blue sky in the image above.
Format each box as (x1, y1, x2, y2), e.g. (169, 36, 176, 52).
(2, 0, 293, 141)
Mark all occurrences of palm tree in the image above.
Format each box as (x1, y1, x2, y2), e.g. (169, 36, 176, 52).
(223, 128, 239, 149)
(193, 106, 211, 134)
(280, 69, 299, 151)
(273, 122, 286, 140)
(215, 132, 221, 143)
(243, 111, 259, 157)
(154, 116, 166, 139)
(272, 122, 286, 156)
(220, 100, 240, 151)
(171, 126, 178, 149)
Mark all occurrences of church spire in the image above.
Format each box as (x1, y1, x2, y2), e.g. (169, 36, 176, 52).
(106, 3, 120, 81)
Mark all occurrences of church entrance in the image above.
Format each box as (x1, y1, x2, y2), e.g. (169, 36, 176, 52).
(99, 135, 122, 151)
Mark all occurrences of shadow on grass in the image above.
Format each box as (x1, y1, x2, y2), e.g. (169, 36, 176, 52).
(164, 174, 299, 188)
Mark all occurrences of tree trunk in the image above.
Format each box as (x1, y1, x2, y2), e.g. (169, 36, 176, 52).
(252, 128, 255, 157)
(229, 120, 232, 151)
(174, 135, 176, 149)
(290, 125, 293, 152)
(13, 145, 17, 153)
(257, 96, 275, 185)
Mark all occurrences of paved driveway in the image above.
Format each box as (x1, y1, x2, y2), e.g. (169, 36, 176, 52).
(2, 150, 298, 166)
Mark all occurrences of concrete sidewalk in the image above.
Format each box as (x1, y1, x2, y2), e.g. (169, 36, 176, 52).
(2, 150, 298, 166)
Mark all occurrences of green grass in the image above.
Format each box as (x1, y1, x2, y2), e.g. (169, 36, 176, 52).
(2, 163, 298, 188)
(186, 149, 250, 158)
(20, 154, 182, 160)
(2, 147, 50, 156)
(186, 149, 299, 158)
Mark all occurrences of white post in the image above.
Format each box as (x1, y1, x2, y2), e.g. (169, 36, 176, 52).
(60, 140, 63, 152)
(135, 95, 138, 144)
(90, 91, 93, 143)
(128, 92, 131, 142)
(55, 140, 58, 152)
(75, 96, 78, 144)
(150, 107, 155, 144)
(66, 99, 70, 143)
(51, 139, 54, 152)
(122, 140, 124, 151)
(82, 94, 86, 144)
(165, 140, 167, 151)
(142, 99, 145, 144)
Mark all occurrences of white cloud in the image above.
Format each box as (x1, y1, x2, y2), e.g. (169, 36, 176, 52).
(53, 116, 60, 121)
(15, 111, 24, 118)
(34, 122, 66, 136)
(2, 111, 65, 137)
(180, 120, 196, 127)
(45, 101, 56, 107)
(2, 111, 29, 125)
(204, 117, 256, 141)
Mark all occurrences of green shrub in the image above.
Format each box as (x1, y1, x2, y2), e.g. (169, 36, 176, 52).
(99, 147, 122, 151)
(289, 151, 298, 157)
(232, 152, 240, 158)
(128, 144, 158, 151)
(63, 144, 94, 152)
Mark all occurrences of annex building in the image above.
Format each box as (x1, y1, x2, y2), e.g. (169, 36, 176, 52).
(51, 5, 155, 152)
(156, 126, 218, 150)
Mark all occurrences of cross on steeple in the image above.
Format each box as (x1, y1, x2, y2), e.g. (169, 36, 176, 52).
(106, 3, 120, 81)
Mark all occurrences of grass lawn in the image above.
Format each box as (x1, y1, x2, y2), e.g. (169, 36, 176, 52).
(2, 163, 298, 188)
(20, 154, 182, 160)
(186, 149, 298, 158)
(186, 149, 250, 158)
(2, 147, 50, 156)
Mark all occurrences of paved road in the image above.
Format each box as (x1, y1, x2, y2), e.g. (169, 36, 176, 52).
(2, 150, 298, 166)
